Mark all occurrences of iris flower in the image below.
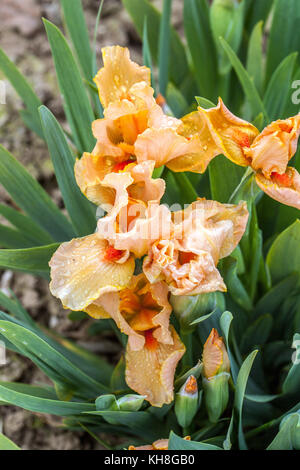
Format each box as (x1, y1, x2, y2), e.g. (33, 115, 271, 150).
(197, 98, 300, 209)
(143, 199, 248, 295)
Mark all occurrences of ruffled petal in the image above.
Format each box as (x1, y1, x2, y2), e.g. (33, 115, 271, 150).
(92, 118, 125, 158)
(125, 326, 185, 407)
(94, 46, 150, 108)
(199, 98, 259, 166)
(101, 203, 173, 258)
(255, 167, 300, 210)
(173, 199, 249, 262)
(143, 243, 227, 296)
(245, 114, 300, 177)
(49, 233, 135, 312)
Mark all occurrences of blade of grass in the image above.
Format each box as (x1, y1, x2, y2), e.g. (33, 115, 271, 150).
(158, 0, 172, 97)
(0, 145, 74, 241)
(43, 19, 95, 153)
(219, 37, 268, 122)
(39, 105, 96, 237)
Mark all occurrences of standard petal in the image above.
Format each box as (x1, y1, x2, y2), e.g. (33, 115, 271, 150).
(135, 126, 216, 172)
(199, 98, 259, 166)
(245, 114, 300, 178)
(255, 167, 300, 210)
(125, 326, 185, 407)
(49, 233, 135, 311)
(94, 46, 150, 108)
(74, 152, 116, 207)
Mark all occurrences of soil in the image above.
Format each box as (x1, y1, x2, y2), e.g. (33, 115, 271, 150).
(0, 0, 183, 450)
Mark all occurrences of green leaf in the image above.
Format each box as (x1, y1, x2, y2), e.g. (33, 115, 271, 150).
(166, 83, 188, 118)
(168, 431, 222, 450)
(60, 0, 93, 80)
(84, 410, 162, 440)
(0, 204, 53, 246)
(267, 220, 300, 285)
(264, 53, 298, 121)
(0, 244, 58, 276)
(222, 257, 253, 312)
(0, 48, 43, 139)
(172, 172, 198, 204)
(43, 19, 95, 153)
(208, 155, 245, 203)
(234, 350, 258, 449)
(282, 333, 300, 396)
(158, 0, 172, 97)
(39, 106, 96, 237)
(219, 37, 268, 121)
(253, 274, 299, 319)
(122, 0, 189, 88)
(195, 96, 215, 109)
(266, 0, 300, 81)
(240, 315, 273, 353)
(184, 0, 218, 101)
(0, 321, 109, 398)
(0, 144, 74, 242)
(245, 0, 273, 33)
(143, 18, 156, 92)
(0, 433, 20, 450)
(246, 21, 264, 95)
(219, 311, 239, 383)
(267, 413, 299, 450)
(211, 0, 245, 75)
(0, 225, 35, 249)
(0, 381, 96, 416)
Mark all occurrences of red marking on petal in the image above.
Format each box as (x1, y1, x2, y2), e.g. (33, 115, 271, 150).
(104, 245, 124, 262)
(279, 123, 293, 133)
(179, 251, 195, 265)
(112, 159, 134, 172)
(144, 329, 158, 351)
(271, 171, 292, 187)
(235, 130, 251, 148)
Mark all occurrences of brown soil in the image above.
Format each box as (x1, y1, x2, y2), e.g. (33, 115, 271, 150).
(0, 0, 183, 451)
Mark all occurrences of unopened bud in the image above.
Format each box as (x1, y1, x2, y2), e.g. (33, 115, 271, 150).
(170, 292, 225, 333)
(117, 394, 145, 411)
(202, 329, 230, 422)
(175, 375, 199, 428)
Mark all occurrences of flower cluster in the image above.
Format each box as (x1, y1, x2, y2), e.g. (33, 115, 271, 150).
(49, 45, 299, 407)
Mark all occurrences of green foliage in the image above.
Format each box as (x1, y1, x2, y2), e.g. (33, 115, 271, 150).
(0, 0, 300, 450)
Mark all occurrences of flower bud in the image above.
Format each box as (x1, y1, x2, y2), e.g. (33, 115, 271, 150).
(202, 329, 230, 422)
(175, 375, 199, 428)
(170, 292, 225, 333)
(116, 394, 145, 411)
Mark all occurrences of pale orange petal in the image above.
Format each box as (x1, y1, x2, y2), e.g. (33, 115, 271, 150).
(199, 98, 259, 166)
(49, 233, 135, 312)
(245, 114, 300, 177)
(94, 46, 150, 108)
(92, 118, 125, 158)
(74, 152, 116, 207)
(105, 203, 173, 258)
(144, 243, 227, 296)
(255, 167, 300, 210)
(128, 161, 165, 205)
(174, 198, 249, 262)
(125, 326, 185, 407)
(135, 126, 216, 172)
(93, 290, 145, 351)
(167, 111, 220, 173)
